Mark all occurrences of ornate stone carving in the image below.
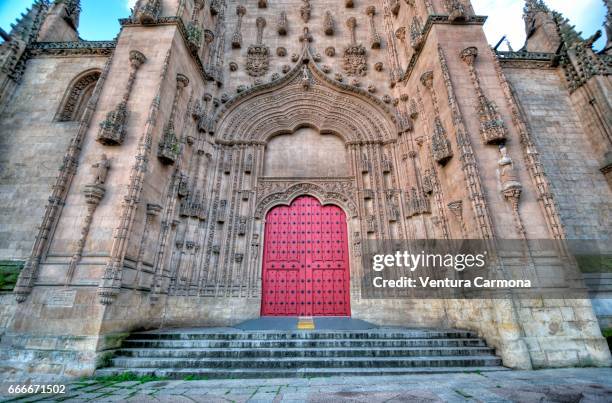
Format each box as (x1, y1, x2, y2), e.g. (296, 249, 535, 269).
(258, 0, 267, 8)
(246, 18, 269, 77)
(366, 6, 381, 49)
(445, 0, 467, 22)
(421, 71, 453, 165)
(276, 47, 287, 57)
(498, 145, 525, 237)
(231, 5, 246, 49)
(57, 71, 101, 122)
(210, 0, 223, 16)
(344, 18, 367, 76)
(410, 16, 424, 50)
(277, 11, 287, 35)
(447, 200, 467, 237)
(324, 11, 335, 35)
(431, 117, 453, 165)
(134, 0, 161, 24)
(374, 62, 383, 71)
(390, 0, 400, 15)
(405, 187, 431, 217)
(299, 27, 313, 43)
(92, 154, 111, 185)
(438, 45, 494, 239)
(345, 0, 354, 8)
(217, 199, 227, 222)
(325, 46, 335, 57)
(461, 47, 507, 144)
(158, 74, 189, 164)
(300, 0, 311, 23)
(255, 180, 358, 219)
(97, 50, 146, 145)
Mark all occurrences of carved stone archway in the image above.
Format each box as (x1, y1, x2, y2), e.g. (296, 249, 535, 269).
(211, 46, 400, 144)
(255, 181, 358, 219)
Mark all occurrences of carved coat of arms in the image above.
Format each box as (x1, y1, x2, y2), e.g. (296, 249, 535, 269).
(343, 45, 367, 76)
(246, 44, 270, 77)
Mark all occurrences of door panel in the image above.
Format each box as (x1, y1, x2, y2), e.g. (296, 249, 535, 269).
(261, 196, 350, 316)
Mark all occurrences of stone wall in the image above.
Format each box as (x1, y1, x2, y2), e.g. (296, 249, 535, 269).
(502, 66, 612, 243)
(0, 55, 108, 261)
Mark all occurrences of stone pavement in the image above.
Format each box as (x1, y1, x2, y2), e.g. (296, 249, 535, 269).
(1, 368, 612, 402)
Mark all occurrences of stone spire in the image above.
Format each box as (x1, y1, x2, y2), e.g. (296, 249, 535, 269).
(5, 0, 49, 43)
(37, 0, 81, 42)
(522, 0, 560, 52)
(0, 1, 48, 84)
(603, 0, 612, 53)
(56, 0, 81, 30)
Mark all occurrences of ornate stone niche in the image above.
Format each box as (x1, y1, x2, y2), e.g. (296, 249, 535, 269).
(56, 70, 101, 122)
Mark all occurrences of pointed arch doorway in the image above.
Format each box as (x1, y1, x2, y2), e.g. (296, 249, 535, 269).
(261, 196, 351, 316)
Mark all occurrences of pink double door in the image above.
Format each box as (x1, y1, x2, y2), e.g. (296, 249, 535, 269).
(261, 196, 351, 316)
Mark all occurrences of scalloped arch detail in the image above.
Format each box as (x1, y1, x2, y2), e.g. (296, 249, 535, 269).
(212, 47, 399, 144)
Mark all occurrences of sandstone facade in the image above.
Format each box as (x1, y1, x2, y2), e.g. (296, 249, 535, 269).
(0, 0, 611, 379)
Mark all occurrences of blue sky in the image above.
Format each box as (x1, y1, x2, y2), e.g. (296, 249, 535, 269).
(0, 0, 607, 51)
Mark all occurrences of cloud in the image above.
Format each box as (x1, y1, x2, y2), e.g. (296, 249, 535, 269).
(125, 0, 137, 11)
(472, 0, 607, 51)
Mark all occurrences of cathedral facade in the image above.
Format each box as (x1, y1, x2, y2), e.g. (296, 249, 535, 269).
(0, 0, 611, 379)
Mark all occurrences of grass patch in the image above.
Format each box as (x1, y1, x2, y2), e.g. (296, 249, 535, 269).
(603, 328, 612, 351)
(575, 255, 612, 273)
(0, 260, 24, 292)
(94, 372, 168, 384)
(184, 374, 210, 381)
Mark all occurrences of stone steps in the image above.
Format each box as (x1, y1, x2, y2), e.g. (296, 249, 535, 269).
(122, 338, 488, 349)
(128, 330, 478, 340)
(115, 346, 495, 359)
(97, 328, 506, 379)
(95, 366, 509, 379)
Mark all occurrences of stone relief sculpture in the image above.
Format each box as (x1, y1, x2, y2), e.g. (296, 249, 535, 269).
(343, 17, 367, 76)
(92, 153, 111, 185)
(366, 6, 381, 49)
(460, 46, 508, 144)
(97, 50, 146, 145)
(277, 11, 288, 35)
(300, 0, 311, 23)
(231, 5, 246, 49)
(133, 0, 161, 24)
(324, 11, 335, 35)
(246, 17, 269, 77)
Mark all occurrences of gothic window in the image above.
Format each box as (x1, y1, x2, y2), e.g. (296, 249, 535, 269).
(55, 69, 101, 122)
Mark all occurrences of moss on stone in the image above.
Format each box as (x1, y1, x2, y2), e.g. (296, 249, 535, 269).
(575, 255, 612, 273)
(0, 260, 24, 292)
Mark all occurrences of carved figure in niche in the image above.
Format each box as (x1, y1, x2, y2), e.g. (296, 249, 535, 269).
(302, 66, 311, 90)
(92, 154, 111, 186)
